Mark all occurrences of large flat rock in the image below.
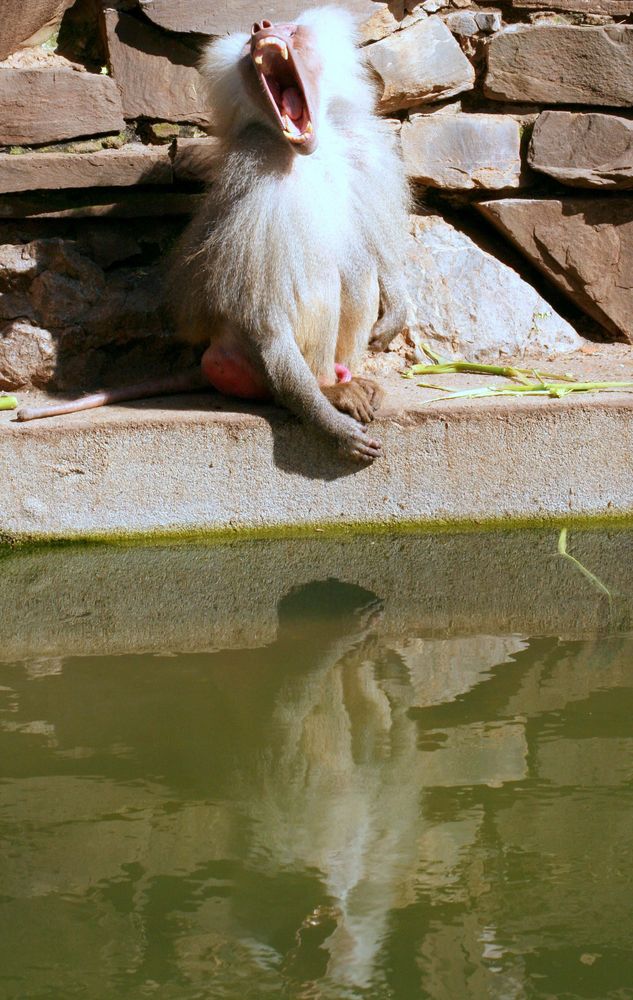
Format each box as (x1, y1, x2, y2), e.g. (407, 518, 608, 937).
(138, 1, 426, 46)
(0, 144, 172, 194)
(0, 68, 125, 145)
(0, 0, 74, 61)
(477, 197, 633, 342)
(485, 25, 633, 106)
(102, 9, 209, 125)
(512, 0, 633, 13)
(401, 114, 523, 190)
(405, 214, 582, 359)
(0, 190, 202, 219)
(528, 111, 633, 190)
(138, 0, 381, 33)
(2, 349, 633, 541)
(364, 16, 474, 113)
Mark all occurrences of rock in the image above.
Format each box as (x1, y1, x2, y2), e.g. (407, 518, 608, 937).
(359, 5, 428, 45)
(0, 144, 172, 195)
(0, 319, 56, 389)
(485, 25, 633, 105)
(76, 226, 142, 269)
(82, 266, 170, 346)
(444, 9, 502, 35)
(0, 69, 126, 146)
(138, 0, 382, 34)
(0, 237, 177, 389)
(0, 238, 105, 335)
(172, 137, 220, 183)
(0, 191, 203, 219)
(404, 214, 582, 359)
(364, 16, 475, 112)
(0, 243, 43, 284)
(477, 198, 633, 342)
(139, 0, 429, 45)
(0, 0, 74, 61)
(0, 290, 32, 321)
(401, 114, 522, 189)
(512, 0, 633, 14)
(144, 123, 181, 145)
(528, 111, 633, 190)
(27, 241, 106, 329)
(101, 10, 209, 125)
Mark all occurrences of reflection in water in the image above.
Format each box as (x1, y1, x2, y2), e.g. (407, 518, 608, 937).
(1, 574, 633, 999)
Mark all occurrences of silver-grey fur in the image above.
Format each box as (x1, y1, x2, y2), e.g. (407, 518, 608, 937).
(172, 6, 411, 461)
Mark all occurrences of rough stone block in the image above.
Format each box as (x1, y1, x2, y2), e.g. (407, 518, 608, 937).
(359, 5, 428, 45)
(485, 26, 633, 105)
(0, 319, 56, 389)
(0, 0, 74, 61)
(401, 114, 522, 189)
(512, 0, 633, 14)
(444, 10, 502, 36)
(0, 243, 43, 283)
(0, 236, 177, 389)
(405, 214, 582, 359)
(477, 198, 633, 342)
(102, 9, 209, 125)
(0, 145, 172, 195)
(528, 111, 633, 190)
(364, 16, 475, 112)
(0, 69, 125, 146)
(0, 191, 202, 220)
(138, 0, 382, 34)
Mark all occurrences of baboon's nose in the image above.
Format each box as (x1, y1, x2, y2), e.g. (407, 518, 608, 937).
(251, 18, 272, 34)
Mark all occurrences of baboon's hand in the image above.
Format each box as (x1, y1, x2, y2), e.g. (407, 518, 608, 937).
(322, 377, 383, 424)
(331, 413, 382, 463)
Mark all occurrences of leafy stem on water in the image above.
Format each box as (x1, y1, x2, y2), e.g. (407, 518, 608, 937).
(558, 528, 612, 607)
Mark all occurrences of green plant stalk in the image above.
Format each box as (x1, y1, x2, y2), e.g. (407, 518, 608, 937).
(558, 527, 612, 604)
(420, 342, 447, 365)
(405, 361, 577, 384)
(0, 396, 17, 411)
(417, 381, 633, 405)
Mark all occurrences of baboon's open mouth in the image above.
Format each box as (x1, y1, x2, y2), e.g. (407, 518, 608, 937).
(251, 35, 315, 150)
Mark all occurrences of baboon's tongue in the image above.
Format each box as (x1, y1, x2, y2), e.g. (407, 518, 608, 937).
(281, 86, 303, 121)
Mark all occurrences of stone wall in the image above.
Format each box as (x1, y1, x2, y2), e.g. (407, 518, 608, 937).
(0, 0, 631, 390)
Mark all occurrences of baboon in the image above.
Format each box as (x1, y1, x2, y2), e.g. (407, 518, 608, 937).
(18, 7, 410, 462)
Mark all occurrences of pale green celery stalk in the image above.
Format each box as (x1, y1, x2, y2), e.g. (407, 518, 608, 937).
(558, 528, 612, 605)
(406, 361, 577, 384)
(417, 381, 633, 405)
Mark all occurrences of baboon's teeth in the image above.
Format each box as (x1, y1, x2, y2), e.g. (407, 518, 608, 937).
(256, 36, 288, 59)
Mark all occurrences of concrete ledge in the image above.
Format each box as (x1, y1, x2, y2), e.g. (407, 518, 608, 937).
(2, 357, 633, 542)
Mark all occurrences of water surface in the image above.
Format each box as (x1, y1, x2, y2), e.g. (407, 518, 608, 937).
(1, 529, 632, 999)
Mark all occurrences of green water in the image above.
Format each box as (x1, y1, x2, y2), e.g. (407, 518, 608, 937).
(1, 531, 633, 999)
